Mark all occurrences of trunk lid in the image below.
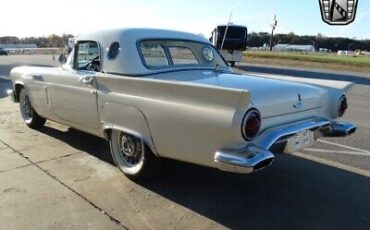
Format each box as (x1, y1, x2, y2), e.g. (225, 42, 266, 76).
(153, 71, 326, 118)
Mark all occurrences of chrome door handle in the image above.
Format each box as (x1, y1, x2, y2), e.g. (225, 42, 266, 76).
(32, 75, 43, 81)
(81, 76, 94, 85)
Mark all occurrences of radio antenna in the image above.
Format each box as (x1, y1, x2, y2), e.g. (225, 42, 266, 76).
(220, 9, 233, 50)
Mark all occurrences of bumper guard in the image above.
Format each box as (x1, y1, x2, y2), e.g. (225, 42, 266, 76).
(214, 118, 356, 174)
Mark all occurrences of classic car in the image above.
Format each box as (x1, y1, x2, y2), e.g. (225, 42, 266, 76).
(7, 28, 356, 179)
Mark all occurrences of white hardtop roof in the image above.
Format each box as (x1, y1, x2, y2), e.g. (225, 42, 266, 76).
(76, 28, 211, 76)
(78, 28, 209, 44)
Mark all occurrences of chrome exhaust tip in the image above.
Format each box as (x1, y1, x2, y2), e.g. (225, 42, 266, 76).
(253, 157, 274, 171)
(321, 121, 357, 137)
(214, 144, 274, 174)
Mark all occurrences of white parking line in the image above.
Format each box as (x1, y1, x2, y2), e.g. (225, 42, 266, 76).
(318, 139, 370, 153)
(294, 152, 370, 178)
(304, 148, 370, 156)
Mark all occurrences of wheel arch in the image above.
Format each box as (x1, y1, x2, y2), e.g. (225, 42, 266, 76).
(14, 81, 25, 102)
(100, 102, 159, 157)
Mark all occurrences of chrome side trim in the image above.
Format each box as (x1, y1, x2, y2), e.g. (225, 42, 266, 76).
(6, 89, 16, 102)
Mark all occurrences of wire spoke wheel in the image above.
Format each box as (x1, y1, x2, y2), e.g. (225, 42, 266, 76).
(118, 133, 143, 167)
(21, 94, 33, 122)
(19, 88, 46, 129)
(110, 130, 146, 177)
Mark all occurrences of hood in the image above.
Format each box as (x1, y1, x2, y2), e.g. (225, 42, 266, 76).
(152, 70, 326, 118)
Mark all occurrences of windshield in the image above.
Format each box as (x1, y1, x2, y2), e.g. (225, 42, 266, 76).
(138, 39, 228, 70)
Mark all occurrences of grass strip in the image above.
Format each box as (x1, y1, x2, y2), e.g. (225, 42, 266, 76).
(244, 51, 370, 67)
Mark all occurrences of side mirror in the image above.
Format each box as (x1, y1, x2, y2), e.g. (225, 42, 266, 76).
(58, 53, 67, 64)
(229, 61, 236, 67)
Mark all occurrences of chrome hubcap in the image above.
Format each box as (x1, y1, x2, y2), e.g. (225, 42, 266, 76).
(118, 133, 142, 166)
(22, 96, 32, 120)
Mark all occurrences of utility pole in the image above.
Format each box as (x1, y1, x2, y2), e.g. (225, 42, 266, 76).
(269, 15, 277, 51)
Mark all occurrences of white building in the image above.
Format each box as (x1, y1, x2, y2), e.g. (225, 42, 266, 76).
(273, 44, 315, 52)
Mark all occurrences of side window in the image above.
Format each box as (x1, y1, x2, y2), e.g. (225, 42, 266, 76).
(75, 41, 100, 72)
(168, 47, 199, 65)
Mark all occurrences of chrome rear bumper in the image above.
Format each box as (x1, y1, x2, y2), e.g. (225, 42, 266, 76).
(214, 118, 356, 174)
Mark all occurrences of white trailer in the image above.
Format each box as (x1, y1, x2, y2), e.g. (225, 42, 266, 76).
(210, 24, 248, 67)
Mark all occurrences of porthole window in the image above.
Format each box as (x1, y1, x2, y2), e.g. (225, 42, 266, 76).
(202, 46, 214, 62)
(107, 42, 120, 60)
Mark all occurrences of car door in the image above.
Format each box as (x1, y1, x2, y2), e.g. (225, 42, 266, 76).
(50, 41, 101, 130)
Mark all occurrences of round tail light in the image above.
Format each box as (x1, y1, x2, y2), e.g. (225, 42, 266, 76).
(242, 109, 261, 141)
(338, 95, 348, 117)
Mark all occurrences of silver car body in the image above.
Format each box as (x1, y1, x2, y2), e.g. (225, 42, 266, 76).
(8, 28, 356, 173)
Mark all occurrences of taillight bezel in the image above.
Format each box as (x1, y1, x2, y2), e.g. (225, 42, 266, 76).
(337, 95, 348, 117)
(241, 108, 262, 142)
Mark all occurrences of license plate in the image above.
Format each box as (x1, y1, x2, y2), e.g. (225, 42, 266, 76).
(284, 129, 315, 153)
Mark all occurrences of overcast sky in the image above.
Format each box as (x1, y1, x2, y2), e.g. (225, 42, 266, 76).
(1, 0, 369, 39)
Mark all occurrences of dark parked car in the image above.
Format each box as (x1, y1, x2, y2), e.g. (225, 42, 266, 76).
(0, 48, 8, 55)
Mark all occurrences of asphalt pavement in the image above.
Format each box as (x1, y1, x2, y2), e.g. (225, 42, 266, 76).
(237, 63, 370, 85)
(0, 55, 369, 230)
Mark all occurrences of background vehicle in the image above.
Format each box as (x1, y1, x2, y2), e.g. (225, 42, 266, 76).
(210, 24, 248, 66)
(0, 47, 8, 55)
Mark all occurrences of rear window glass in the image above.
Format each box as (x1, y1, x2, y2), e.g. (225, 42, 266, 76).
(139, 42, 169, 67)
(138, 39, 228, 69)
(168, 47, 199, 65)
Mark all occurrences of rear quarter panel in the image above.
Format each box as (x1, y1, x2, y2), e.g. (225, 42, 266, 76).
(97, 73, 250, 167)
